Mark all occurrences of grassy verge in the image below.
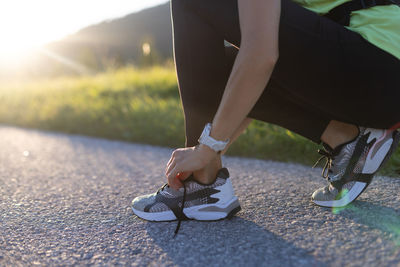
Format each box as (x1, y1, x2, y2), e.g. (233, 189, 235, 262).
(0, 66, 398, 176)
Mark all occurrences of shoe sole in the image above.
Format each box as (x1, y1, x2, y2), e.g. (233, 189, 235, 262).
(313, 181, 367, 208)
(132, 197, 241, 222)
(312, 130, 400, 208)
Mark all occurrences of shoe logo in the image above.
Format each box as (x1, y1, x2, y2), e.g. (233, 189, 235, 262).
(366, 129, 382, 144)
(362, 129, 393, 174)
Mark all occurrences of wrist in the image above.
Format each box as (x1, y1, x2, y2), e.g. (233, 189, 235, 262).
(198, 143, 219, 155)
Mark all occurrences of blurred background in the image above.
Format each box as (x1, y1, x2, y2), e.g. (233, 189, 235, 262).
(0, 0, 171, 80)
(0, 0, 398, 175)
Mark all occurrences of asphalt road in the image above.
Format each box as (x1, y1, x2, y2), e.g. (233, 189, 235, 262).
(0, 126, 399, 266)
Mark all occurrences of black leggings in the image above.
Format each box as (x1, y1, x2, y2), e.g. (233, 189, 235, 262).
(171, 0, 400, 146)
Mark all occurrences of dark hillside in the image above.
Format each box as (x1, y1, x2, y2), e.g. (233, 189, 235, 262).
(45, 3, 172, 70)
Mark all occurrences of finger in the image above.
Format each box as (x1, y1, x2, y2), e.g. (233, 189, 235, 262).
(166, 156, 176, 171)
(166, 166, 180, 184)
(168, 172, 183, 190)
(170, 177, 183, 190)
(165, 160, 176, 177)
(167, 149, 181, 166)
(166, 150, 182, 171)
(167, 154, 174, 168)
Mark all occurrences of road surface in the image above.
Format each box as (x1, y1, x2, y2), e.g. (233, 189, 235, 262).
(0, 126, 399, 266)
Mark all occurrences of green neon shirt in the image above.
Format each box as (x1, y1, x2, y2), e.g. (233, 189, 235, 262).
(292, 0, 400, 60)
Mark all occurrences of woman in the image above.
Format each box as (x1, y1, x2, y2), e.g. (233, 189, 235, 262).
(132, 0, 400, 230)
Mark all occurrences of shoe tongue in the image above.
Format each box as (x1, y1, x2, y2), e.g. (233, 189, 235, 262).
(322, 142, 346, 157)
(322, 142, 334, 152)
(322, 143, 340, 156)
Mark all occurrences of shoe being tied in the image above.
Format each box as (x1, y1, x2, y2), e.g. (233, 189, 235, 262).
(132, 168, 241, 235)
(312, 127, 400, 208)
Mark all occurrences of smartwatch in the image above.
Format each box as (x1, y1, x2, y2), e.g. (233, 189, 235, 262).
(198, 123, 229, 153)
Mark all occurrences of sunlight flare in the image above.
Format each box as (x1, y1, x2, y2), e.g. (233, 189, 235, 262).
(0, 0, 168, 67)
(38, 48, 91, 74)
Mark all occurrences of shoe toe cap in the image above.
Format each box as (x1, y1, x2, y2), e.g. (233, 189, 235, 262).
(311, 187, 325, 201)
(312, 187, 335, 201)
(312, 186, 338, 202)
(132, 193, 156, 211)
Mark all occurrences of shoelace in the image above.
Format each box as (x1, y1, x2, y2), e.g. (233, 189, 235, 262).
(157, 183, 169, 193)
(173, 183, 186, 238)
(313, 148, 334, 179)
(157, 183, 187, 238)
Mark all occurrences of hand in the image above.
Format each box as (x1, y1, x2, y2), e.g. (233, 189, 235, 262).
(165, 144, 217, 190)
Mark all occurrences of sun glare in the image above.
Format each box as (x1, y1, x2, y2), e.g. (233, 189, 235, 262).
(0, 32, 39, 68)
(0, 2, 58, 68)
(0, 0, 168, 70)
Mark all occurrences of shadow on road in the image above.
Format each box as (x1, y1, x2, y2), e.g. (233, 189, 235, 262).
(145, 216, 323, 266)
(332, 200, 400, 246)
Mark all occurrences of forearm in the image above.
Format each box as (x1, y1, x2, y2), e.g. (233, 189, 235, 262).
(165, 0, 281, 187)
(221, 117, 253, 155)
(210, 47, 277, 142)
(206, 0, 280, 146)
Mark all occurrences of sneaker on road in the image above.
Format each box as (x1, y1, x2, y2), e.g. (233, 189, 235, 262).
(132, 168, 241, 234)
(312, 127, 400, 208)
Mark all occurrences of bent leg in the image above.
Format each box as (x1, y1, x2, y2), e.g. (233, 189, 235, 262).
(178, 0, 400, 132)
(171, 0, 330, 184)
(171, 0, 228, 147)
(171, 0, 330, 146)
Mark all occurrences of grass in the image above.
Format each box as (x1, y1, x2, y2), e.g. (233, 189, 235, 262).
(0, 66, 398, 177)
